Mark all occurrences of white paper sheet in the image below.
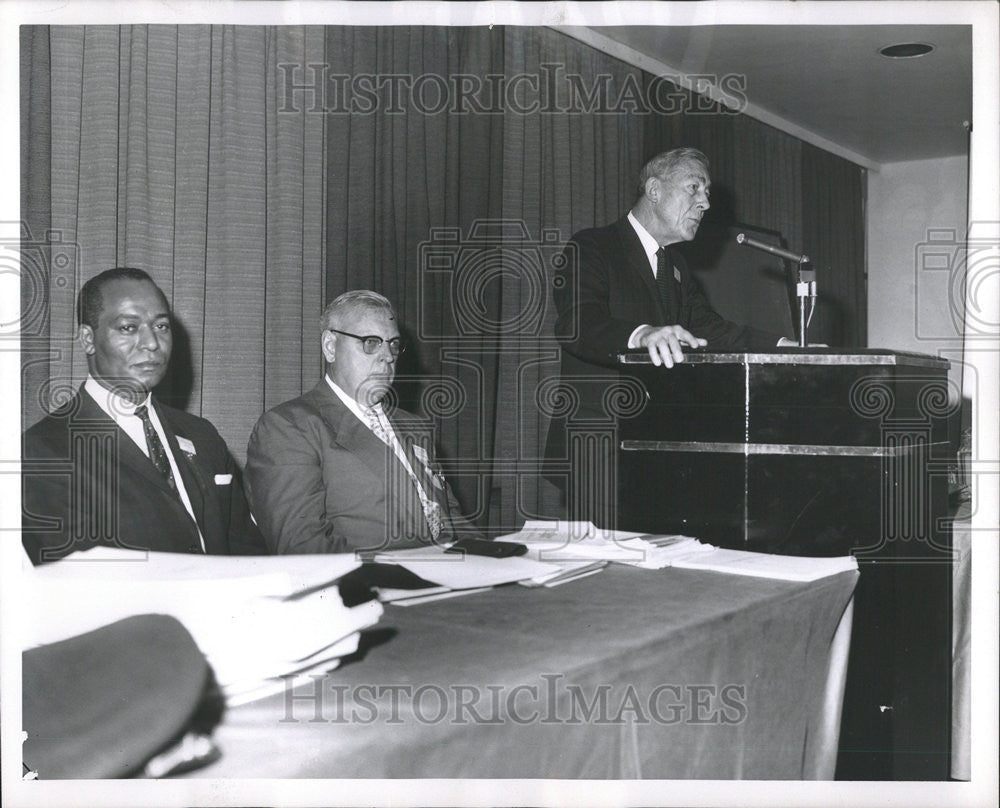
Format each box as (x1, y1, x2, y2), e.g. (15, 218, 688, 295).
(670, 548, 859, 582)
(373, 546, 560, 589)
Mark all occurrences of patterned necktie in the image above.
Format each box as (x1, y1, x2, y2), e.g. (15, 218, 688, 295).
(134, 404, 177, 492)
(364, 407, 442, 540)
(656, 246, 678, 321)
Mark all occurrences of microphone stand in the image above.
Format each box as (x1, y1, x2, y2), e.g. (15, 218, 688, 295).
(734, 233, 817, 347)
(796, 258, 817, 348)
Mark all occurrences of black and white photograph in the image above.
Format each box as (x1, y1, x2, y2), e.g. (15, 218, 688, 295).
(2, 2, 997, 807)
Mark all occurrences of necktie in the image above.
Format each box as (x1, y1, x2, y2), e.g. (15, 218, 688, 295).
(134, 404, 177, 492)
(656, 246, 678, 322)
(364, 407, 442, 540)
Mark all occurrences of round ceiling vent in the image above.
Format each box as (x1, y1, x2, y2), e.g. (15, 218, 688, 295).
(879, 43, 935, 59)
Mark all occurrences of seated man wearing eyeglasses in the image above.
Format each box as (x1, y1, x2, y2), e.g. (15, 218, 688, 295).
(246, 289, 479, 554)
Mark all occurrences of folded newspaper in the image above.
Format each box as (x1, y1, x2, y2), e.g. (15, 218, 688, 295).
(22, 547, 383, 705)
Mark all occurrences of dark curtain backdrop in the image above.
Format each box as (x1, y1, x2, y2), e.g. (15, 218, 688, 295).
(22, 24, 867, 535)
(20, 25, 327, 459)
(802, 143, 868, 347)
(322, 26, 506, 526)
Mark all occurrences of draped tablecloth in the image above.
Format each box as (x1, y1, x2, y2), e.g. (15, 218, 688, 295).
(187, 565, 858, 780)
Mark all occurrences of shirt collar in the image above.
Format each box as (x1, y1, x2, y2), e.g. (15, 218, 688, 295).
(627, 210, 662, 265)
(84, 375, 152, 420)
(325, 375, 383, 423)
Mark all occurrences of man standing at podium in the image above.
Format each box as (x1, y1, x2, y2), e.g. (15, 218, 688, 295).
(545, 147, 792, 519)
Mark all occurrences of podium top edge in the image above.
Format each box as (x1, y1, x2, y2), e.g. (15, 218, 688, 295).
(617, 349, 950, 370)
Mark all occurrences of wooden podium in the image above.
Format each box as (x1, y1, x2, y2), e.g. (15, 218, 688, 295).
(613, 348, 955, 780)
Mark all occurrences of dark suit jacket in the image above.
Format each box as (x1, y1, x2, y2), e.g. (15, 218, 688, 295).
(546, 217, 785, 465)
(22, 387, 266, 564)
(245, 382, 480, 555)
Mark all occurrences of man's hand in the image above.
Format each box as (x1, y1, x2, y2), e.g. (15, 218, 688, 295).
(635, 325, 707, 368)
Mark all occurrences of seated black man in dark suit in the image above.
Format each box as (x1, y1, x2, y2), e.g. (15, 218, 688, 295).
(22, 267, 266, 563)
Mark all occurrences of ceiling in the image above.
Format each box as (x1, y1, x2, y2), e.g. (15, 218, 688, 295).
(583, 25, 972, 166)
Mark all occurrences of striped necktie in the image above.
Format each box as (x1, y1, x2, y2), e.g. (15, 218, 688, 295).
(364, 407, 442, 540)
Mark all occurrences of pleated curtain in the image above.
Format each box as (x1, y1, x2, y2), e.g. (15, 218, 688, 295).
(21, 24, 867, 532)
(20, 25, 326, 463)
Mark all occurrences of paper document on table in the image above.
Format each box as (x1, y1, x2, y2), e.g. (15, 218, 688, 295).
(496, 520, 648, 562)
(225, 632, 360, 706)
(25, 546, 360, 598)
(373, 546, 560, 589)
(376, 584, 452, 602)
(519, 560, 609, 588)
(385, 587, 495, 606)
(497, 521, 713, 567)
(671, 548, 859, 582)
(23, 548, 383, 702)
(614, 536, 716, 569)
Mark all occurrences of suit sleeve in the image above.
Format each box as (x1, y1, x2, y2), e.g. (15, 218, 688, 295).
(245, 408, 348, 554)
(553, 230, 642, 367)
(21, 428, 75, 564)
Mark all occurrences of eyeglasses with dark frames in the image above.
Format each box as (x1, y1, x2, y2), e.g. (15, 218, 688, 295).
(328, 328, 405, 357)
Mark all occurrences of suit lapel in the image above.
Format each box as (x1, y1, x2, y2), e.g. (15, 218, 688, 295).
(156, 402, 217, 547)
(386, 411, 447, 536)
(75, 391, 176, 497)
(73, 389, 203, 545)
(311, 384, 433, 538)
(665, 246, 684, 321)
(310, 383, 404, 491)
(617, 218, 668, 323)
(391, 414, 447, 511)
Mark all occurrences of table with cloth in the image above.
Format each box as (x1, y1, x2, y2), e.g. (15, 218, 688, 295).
(186, 565, 858, 780)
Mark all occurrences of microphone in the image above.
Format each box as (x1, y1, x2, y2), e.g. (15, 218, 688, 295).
(736, 233, 810, 265)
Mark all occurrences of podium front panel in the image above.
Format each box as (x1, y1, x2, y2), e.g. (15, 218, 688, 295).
(614, 348, 954, 780)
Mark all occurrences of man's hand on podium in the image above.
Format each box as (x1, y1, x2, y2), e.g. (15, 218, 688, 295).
(635, 324, 708, 368)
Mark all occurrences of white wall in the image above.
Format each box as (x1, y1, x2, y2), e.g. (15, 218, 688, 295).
(867, 154, 969, 404)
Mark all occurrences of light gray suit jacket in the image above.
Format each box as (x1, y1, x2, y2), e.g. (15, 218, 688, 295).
(246, 382, 479, 554)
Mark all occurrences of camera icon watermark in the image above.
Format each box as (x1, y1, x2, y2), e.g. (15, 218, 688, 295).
(417, 220, 576, 343)
(0, 221, 80, 340)
(914, 222, 999, 341)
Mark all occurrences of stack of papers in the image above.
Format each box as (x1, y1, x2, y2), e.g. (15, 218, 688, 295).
(496, 521, 713, 570)
(519, 560, 608, 588)
(22, 548, 383, 705)
(496, 521, 647, 562)
(670, 548, 859, 582)
(371, 546, 562, 603)
(496, 522, 857, 581)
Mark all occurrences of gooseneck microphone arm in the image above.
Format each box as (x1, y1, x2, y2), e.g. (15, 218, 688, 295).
(735, 232, 810, 265)
(735, 232, 817, 348)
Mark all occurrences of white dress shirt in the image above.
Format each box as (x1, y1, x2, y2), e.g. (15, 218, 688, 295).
(83, 376, 205, 550)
